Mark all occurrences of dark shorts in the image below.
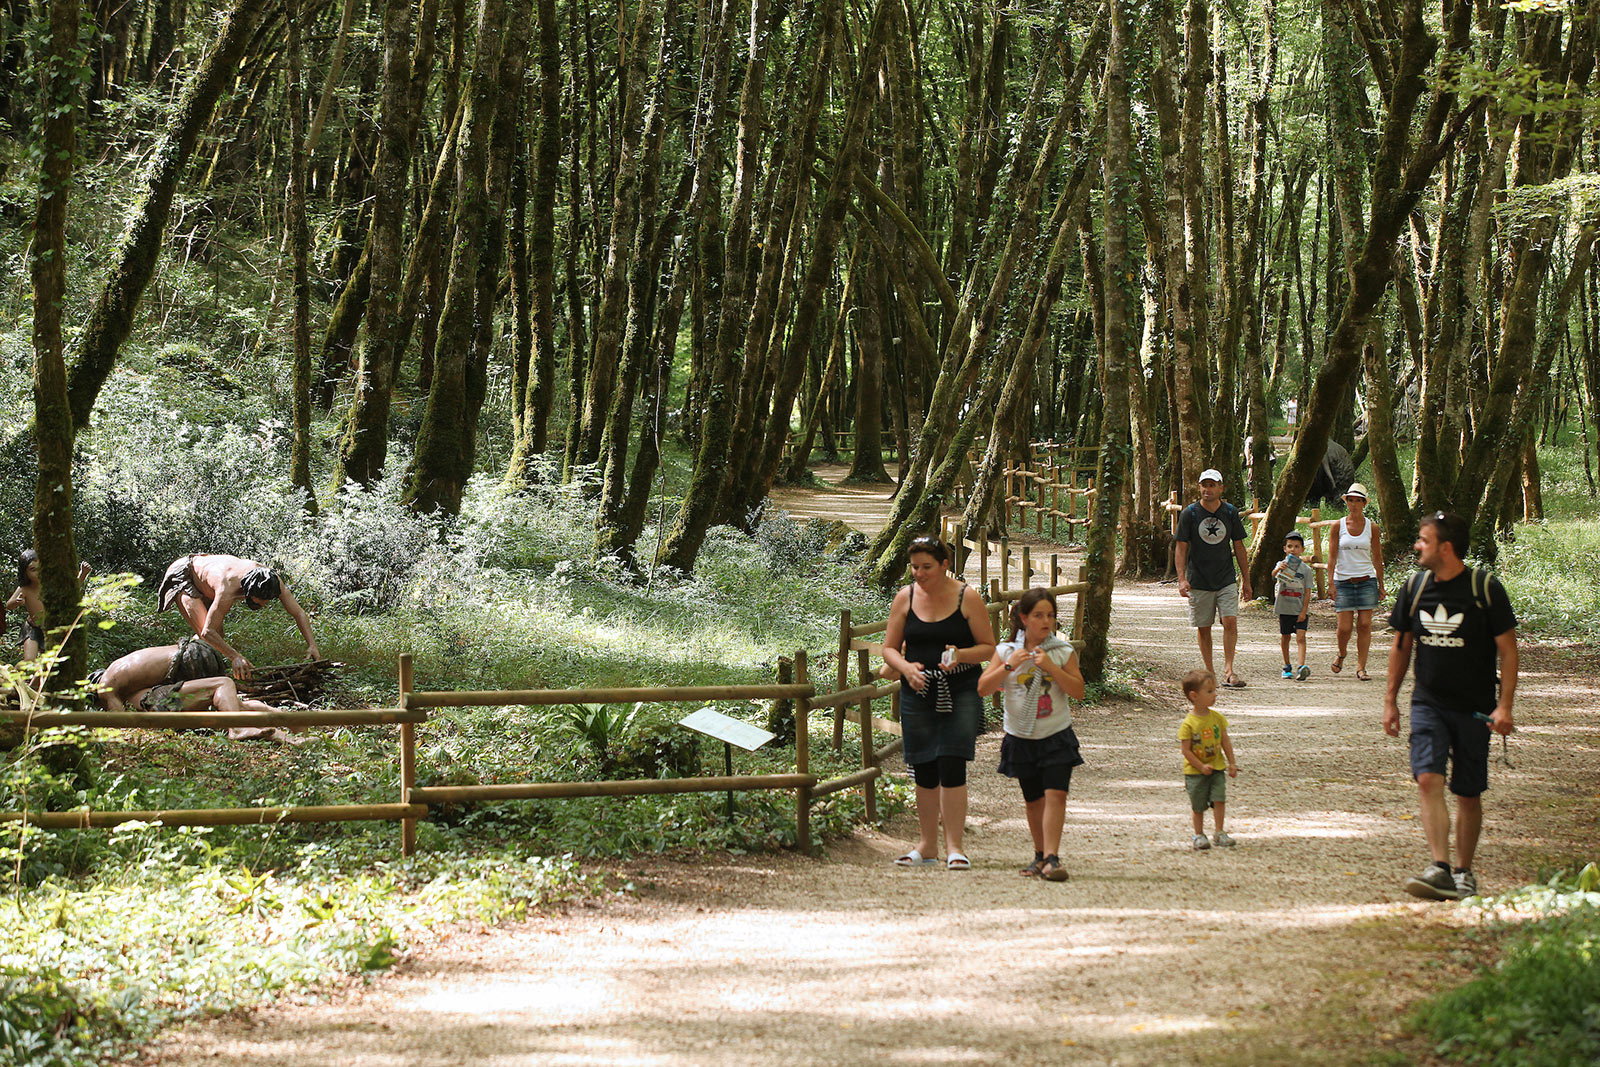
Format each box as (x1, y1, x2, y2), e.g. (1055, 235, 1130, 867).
(899, 683, 982, 766)
(1278, 614, 1309, 636)
(21, 621, 44, 648)
(1409, 702, 1490, 797)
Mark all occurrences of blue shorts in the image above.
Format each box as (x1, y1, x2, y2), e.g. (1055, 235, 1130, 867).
(1335, 578, 1380, 611)
(1409, 703, 1490, 797)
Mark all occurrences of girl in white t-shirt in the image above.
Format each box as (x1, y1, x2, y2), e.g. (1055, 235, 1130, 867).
(978, 588, 1087, 882)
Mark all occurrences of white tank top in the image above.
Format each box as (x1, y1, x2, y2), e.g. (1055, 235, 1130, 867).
(1333, 516, 1376, 580)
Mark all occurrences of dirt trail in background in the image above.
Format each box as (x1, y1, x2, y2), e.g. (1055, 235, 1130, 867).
(148, 469, 1600, 1066)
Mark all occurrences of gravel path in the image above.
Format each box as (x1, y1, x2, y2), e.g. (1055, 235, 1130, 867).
(146, 479, 1600, 1066)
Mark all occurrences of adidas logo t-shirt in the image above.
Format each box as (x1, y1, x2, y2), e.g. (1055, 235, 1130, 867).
(1388, 568, 1517, 714)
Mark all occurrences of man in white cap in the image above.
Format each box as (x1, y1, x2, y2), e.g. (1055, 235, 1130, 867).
(1174, 468, 1253, 686)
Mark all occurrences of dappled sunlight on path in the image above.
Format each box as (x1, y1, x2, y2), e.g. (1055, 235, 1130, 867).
(149, 476, 1600, 1067)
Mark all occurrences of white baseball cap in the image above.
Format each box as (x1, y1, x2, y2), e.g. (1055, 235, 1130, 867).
(1199, 468, 1224, 483)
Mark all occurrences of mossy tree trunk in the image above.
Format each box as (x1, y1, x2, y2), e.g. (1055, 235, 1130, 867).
(62, 0, 266, 432)
(32, 0, 86, 690)
(286, 0, 315, 513)
(504, 0, 562, 470)
(572, 0, 659, 471)
(402, 0, 509, 515)
(457, 0, 532, 488)
(333, 0, 428, 489)
(1078, 0, 1134, 684)
(594, 2, 678, 565)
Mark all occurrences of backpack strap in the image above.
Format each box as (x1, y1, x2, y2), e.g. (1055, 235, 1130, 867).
(1407, 570, 1432, 622)
(1470, 566, 1495, 612)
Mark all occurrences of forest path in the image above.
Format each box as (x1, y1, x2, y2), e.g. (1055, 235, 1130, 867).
(148, 469, 1600, 1066)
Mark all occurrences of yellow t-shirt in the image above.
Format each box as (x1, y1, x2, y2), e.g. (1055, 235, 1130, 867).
(1179, 709, 1229, 775)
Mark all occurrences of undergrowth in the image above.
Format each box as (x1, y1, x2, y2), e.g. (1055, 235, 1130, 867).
(1413, 864, 1600, 1067)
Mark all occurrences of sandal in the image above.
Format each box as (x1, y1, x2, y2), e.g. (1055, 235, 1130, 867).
(1222, 674, 1247, 689)
(894, 849, 937, 867)
(946, 851, 971, 871)
(1356, 668, 1371, 681)
(1020, 853, 1045, 878)
(1039, 854, 1069, 882)
(1331, 654, 1345, 674)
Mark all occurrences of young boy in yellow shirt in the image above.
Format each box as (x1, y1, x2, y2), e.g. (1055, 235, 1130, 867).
(1180, 669, 1239, 850)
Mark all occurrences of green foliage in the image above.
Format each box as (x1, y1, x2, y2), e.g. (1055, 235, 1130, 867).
(0, 847, 587, 1066)
(1412, 865, 1600, 1067)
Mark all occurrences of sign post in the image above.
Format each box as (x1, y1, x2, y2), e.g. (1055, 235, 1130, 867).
(678, 706, 776, 820)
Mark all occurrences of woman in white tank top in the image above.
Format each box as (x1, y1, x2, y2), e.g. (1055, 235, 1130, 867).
(1326, 483, 1385, 680)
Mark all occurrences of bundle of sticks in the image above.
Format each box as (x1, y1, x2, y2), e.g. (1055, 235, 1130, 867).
(236, 659, 342, 705)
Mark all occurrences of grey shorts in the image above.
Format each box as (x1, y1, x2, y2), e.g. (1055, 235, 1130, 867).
(1185, 771, 1228, 812)
(1188, 584, 1239, 627)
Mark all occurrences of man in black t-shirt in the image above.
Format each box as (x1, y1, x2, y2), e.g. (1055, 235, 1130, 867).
(1174, 468, 1253, 687)
(1384, 511, 1518, 902)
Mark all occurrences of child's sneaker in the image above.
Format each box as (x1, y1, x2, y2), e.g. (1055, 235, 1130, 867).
(1296, 664, 1310, 681)
(1192, 833, 1211, 850)
(1281, 665, 1294, 679)
(1212, 832, 1235, 847)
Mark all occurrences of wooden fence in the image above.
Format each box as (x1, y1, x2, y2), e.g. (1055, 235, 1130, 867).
(0, 705, 427, 830)
(0, 652, 907, 857)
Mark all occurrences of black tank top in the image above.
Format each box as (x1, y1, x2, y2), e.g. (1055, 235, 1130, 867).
(904, 583, 977, 685)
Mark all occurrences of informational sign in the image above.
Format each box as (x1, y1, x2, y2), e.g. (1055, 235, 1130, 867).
(678, 707, 775, 752)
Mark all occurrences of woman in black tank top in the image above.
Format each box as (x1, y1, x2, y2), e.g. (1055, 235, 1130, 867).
(880, 537, 997, 869)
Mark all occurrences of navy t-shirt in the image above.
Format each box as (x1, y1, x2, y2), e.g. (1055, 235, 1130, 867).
(1175, 501, 1248, 591)
(1388, 568, 1517, 715)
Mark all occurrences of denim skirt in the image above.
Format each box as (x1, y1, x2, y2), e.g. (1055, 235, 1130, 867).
(1335, 577, 1380, 611)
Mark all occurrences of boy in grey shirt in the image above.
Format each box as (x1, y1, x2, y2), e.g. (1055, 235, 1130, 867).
(1272, 532, 1313, 680)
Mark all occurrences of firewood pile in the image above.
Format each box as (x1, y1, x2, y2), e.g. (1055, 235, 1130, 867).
(236, 659, 342, 705)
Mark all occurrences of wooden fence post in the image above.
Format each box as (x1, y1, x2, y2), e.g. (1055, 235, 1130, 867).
(399, 652, 416, 857)
(1021, 546, 1032, 590)
(978, 527, 989, 592)
(833, 610, 850, 754)
(795, 648, 812, 854)
(857, 648, 877, 823)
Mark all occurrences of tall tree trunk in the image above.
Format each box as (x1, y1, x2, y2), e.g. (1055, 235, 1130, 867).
(333, 0, 425, 488)
(844, 264, 892, 483)
(1080, 0, 1135, 683)
(1149, 0, 1208, 488)
(286, 0, 315, 512)
(31, 0, 85, 689)
(62, 0, 267, 432)
(505, 0, 562, 481)
(402, 0, 509, 514)
(572, 0, 660, 469)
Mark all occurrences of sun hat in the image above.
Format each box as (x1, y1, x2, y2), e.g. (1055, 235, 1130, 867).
(1199, 468, 1223, 483)
(1344, 483, 1368, 501)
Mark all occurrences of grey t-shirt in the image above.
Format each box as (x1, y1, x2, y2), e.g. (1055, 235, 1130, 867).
(1274, 555, 1313, 615)
(1175, 501, 1248, 591)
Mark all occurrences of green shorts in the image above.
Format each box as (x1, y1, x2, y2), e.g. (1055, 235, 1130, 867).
(1185, 771, 1227, 812)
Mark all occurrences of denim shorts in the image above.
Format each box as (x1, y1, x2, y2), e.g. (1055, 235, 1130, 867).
(1335, 577, 1380, 612)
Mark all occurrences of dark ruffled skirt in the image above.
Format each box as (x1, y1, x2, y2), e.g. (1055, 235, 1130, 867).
(997, 726, 1084, 780)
